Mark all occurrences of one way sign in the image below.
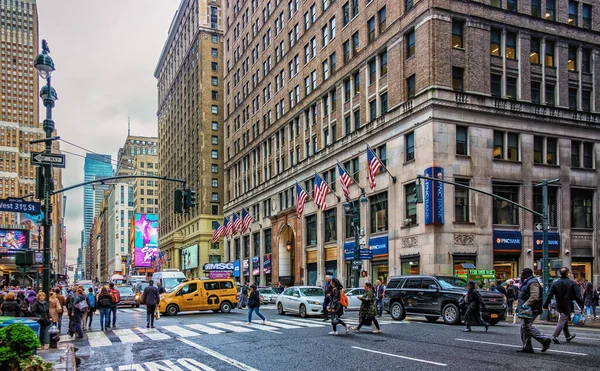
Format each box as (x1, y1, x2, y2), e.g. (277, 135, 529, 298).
(30, 152, 66, 168)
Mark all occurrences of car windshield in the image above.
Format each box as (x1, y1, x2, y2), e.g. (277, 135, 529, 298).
(299, 288, 323, 297)
(436, 276, 468, 289)
(117, 286, 134, 295)
(164, 278, 187, 291)
(259, 288, 276, 295)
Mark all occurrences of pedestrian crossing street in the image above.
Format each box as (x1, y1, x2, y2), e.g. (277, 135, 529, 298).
(60, 316, 402, 348)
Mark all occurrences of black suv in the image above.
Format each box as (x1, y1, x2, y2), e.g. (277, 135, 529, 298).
(383, 275, 507, 325)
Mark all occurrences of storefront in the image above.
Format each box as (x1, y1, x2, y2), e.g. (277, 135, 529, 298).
(571, 259, 593, 281)
(370, 235, 389, 284)
(306, 250, 317, 286)
(400, 254, 420, 275)
(324, 247, 338, 278)
(571, 233, 594, 282)
(493, 230, 521, 281)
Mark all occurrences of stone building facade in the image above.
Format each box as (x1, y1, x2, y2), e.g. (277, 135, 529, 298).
(223, 0, 600, 287)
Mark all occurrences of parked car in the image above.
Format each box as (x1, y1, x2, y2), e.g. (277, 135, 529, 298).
(276, 286, 324, 318)
(257, 286, 279, 304)
(383, 275, 507, 325)
(343, 288, 365, 310)
(116, 285, 139, 307)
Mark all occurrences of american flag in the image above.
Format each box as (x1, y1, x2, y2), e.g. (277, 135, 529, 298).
(295, 182, 309, 217)
(241, 208, 253, 233)
(232, 213, 242, 235)
(212, 221, 225, 243)
(223, 216, 231, 238)
(367, 145, 383, 191)
(313, 173, 329, 210)
(337, 161, 352, 201)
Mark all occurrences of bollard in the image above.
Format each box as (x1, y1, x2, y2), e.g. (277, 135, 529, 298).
(48, 323, 60, 349)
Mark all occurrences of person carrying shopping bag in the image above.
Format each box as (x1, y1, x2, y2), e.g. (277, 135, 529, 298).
(352, 282, 381, 333)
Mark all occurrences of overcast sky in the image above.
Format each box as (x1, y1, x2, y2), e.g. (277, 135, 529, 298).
(37, 0, 180, 265)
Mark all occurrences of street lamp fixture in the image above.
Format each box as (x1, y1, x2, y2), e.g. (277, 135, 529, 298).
(34, 40, 55, 79)
(286, 241, 292, 252)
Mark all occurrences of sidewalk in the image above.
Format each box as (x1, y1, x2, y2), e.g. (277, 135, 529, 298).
(503, 314, 600, 328)
(37, 342, 77, 371)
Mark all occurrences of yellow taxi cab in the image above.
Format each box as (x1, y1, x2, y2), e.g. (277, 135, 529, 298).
(158, 278, 238, 316)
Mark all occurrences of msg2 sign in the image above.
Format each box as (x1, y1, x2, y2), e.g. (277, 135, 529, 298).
(0, 198, 41, 214)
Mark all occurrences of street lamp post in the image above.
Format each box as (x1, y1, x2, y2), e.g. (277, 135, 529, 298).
(34, 40, 57, 300)
(344, 191, 368, 288)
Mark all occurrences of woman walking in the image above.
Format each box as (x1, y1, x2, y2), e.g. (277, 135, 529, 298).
(328, 278, 350, 335)
(352, 282, 381, 333)
(583, 282, 599, 320)
(86, 287, 96, 330)
(463, 281, 489, 332)
(49, 292, 61, 327)
(0, 292, 21, 316)
(31, 291, 51, 349)
(97, 287, 113, 331)
(246, 284, 267, 325)
(70, 288, 87, 338)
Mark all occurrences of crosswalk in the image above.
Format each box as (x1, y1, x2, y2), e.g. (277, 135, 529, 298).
(117, 308, 146, 313)
(60, 317, 401, 348)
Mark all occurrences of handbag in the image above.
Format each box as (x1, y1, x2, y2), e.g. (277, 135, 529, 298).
(517, 305, 533, 319)
(155, 307, 160, 321)
(572, 313, 586, 326)
(331, 312, 339, 325)
(75, 299, 88, 311)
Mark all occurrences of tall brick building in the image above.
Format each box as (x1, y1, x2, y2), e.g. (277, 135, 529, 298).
(223, 0, 600, 287)
(155, 0, 224, 277)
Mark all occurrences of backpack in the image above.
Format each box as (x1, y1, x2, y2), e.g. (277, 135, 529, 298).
(110, 289, 120, 304)
(507, 287, 516, 299)
(339, 290, 349, 308)
(87, 293, 96, 308)
(99, 296, 112, 308)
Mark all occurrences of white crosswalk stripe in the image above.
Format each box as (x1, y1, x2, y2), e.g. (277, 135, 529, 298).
(207, 322, 254, 333)
(258, 321, 301, 329)
(113, 329, 144, 344)
(273, 319, 326, 327)
(137, 327, 171, 340)
(229, 321, 282, 333)
(162, 325, 201, 337)
(185, 324, 226, 335)
(87, 331, 112, 347)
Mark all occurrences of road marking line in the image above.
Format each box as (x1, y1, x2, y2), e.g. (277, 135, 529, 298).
(132, 308, 145, 312)
(87, 330, 112, 347)
(207, 322, 254, 333)
(137, 327, 171, 340)
(573, 336, 600, 341)
(352, 346, 447, 367)
(185, 324, 226, 334)
(119, 309, 133, 313)
(179, 338, 260, 371)
(273, 319, 326, 327)
(258, 321, 301, 329)
(161, 325, 201, 337)
(230, 321, 282, 334)
(454, 338, 588, 356)
(113, 329, 144, 344)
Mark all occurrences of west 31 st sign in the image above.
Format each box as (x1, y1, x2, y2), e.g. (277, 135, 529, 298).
(0, 198, 41, 214)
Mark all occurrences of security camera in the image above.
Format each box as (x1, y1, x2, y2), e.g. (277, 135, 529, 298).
(565, 249, 570, 255)
(527, 249, 532, 254)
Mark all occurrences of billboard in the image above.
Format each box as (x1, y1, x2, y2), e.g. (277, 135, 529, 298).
(134, 214, 159, 267)
(182, 245, 199, 270)
(0, 229, 29, 252)
(19, 212, 43, 249)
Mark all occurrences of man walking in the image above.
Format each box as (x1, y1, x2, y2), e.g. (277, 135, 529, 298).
(238, 283, 248, 309)
(54, 288, 65, 333)
(142, 280, 160, 328)
(322, 275, 332, 321)
(543, 267, 583, 344)
(517, 268, 551, 353)
(374, 280, 385, 317)
(108, 283, 121, 328)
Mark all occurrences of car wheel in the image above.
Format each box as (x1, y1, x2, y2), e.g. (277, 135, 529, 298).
(220, 301, 232, 313)
(442, 303, 461, 325)
(166, 304, 179, 316)
(277, 303, 286, 315)
(390, 302, 406, 321)
(299, 304, 307, 318)
(425, 316, 439, 323)
(488, 319, 499, 325)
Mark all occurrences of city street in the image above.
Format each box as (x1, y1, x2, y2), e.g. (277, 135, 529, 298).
(60, 305, 600, 371)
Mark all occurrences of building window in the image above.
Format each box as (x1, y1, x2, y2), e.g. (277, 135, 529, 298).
(507, 0, 518, 12)
(370, 192, 388, 232)
(582, 90, 592, 112)
(369, 100, 377, 121)
(368, 17, 375, 42)
(493, 183, 519, 225)
(568, 46, 578, 71)
(211, 205, 219, 215)
(378, 6, 387, 31)
(493, 131, 504, 159)
(380, 92, 388, 114)
(546, 0, 556, 21)
(353, 72, 360, 95)
(352, 31, 359, 54)
(582, 49, 591, 73)
(569, 88, 578, 110)
(212, 179, 218, 187)
(531, 81, 541, 104)
(505, 32, 516, 59)
(531, 0, 542, 18)
(571, 140, 581, 167)
(507, 133, 519, 161)
(343, 2, 349, 26)
(568, 1, 578, 26)
(380, 49, 388, 76)
(406, 74, 416, 98)
(212, 77, 218, 86)
(583, 142, 594, 168)
(352, 0, 359, 17)
(324, 209, 337, 243)
(211, 150, 218, 159)
(212, 136, 218, 145)
(534, 136, 558, 165)
(491, 0, 502, 7)
(452, 21, 463, 48)
(455, 179, 470, 223)
(572, 190, 593, 229)
(545, 41, 555, 67)
(378, 144, 387, 167)
(211, 48, 218, 57)
(212, 193, 218, 201)
(530, 38, 540, 64)
(405, 0, 414, 12)
(582, 4, 592, 29)
(212, 122, 218, 130)
(533, 187, 557, 226)
(368, 59, 376, 84)
(506, 76, 517, 99)
(490, 29, 501, 57)
(491, 74, 502, 97)
(456, 125, 468, 155)
(405, 184, 417, 224)
(212, 90, 218, 100)
(545, 83, 555, 106)
(322, 25, 329, 46)
(212, 105, 218, 114)
(406, 29, 415, 58)
(343, 40, 350, 62)
(305, 214, 317, 245)
(345, 201, 361, 238)
(406, 131, 415, 161)
(354, 109, 361, 130)
(212, 164, 218, 173)
(344, 115, 351, 134)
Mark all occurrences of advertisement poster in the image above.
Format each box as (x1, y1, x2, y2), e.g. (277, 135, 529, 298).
(0, 229, 29, 252)
(19, 212, 43, 249)
(134, 214, 159, 267)
(243, 259, 249, 276)
(182, 245, 199, 270)
(252, 256, 260, 275)
(263, 254, 271, 274)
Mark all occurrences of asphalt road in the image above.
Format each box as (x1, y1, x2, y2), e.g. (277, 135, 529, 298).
(60, 305, 600, 371)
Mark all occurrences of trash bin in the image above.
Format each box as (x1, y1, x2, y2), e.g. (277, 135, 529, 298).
(0, 318, 40, 337)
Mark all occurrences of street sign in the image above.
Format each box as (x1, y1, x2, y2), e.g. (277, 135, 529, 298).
(30, 152, 66, 168)
(351, 261, 362, 271)
(0, 197, 41, 214)
(535, 223, 543, 231)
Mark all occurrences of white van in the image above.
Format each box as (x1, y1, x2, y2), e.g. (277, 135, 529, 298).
(152, 269, 187, 291)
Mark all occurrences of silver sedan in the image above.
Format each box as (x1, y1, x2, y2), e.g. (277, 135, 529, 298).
(343, 288, 365, 310)
(276, 286, 324, 318)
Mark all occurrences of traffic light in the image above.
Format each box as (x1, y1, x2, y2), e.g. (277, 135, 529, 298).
(35, 166, 45, 200)
(184, 189, 197, 210)
(413, 181, 423, 204)
(174, 189, 183, 214)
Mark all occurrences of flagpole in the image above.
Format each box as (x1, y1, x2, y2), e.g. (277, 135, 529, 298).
(312, 168, 341, 202)
(294, 178, 312, 200)
(242, 207, 262, 229)
(365, 142, 397, 184)
(335, 158, 367, 194)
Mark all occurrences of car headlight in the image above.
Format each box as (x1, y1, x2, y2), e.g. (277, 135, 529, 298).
(307, 300, 320, 305)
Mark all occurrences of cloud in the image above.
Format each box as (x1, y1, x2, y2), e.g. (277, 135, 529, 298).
(37, 0, 180, 266)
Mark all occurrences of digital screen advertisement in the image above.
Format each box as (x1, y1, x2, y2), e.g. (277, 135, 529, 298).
(134, 214, 159, 267)
(0, 229, 29, 252)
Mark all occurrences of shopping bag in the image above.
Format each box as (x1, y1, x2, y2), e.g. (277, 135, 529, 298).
(155, 307, 160, 320)
(572, 313, 586, 327)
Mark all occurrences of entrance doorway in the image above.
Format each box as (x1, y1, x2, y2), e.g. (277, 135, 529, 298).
(278, 224, 296, 280)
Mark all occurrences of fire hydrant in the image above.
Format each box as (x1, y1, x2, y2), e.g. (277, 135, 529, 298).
(48, 323, 60, 349)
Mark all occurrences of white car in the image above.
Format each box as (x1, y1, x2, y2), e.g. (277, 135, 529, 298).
(343, 288, 365, 310)
(276, 286, 324, 318)
(258, 287, 279, 304)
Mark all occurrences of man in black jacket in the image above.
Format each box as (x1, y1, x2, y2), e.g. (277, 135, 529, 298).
(543, 267, 584, 344)
(142, 280, 160, 328)
(322, 275, 332, 321)
(374, 280, 385, 317)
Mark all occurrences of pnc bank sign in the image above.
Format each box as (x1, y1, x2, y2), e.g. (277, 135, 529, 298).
(533, 231, 560, 252)
(493, 230, 522, 252)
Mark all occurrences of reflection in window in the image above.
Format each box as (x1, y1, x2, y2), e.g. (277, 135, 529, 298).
(370, 192, 388, 232)
(493, 184, 519, 225)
